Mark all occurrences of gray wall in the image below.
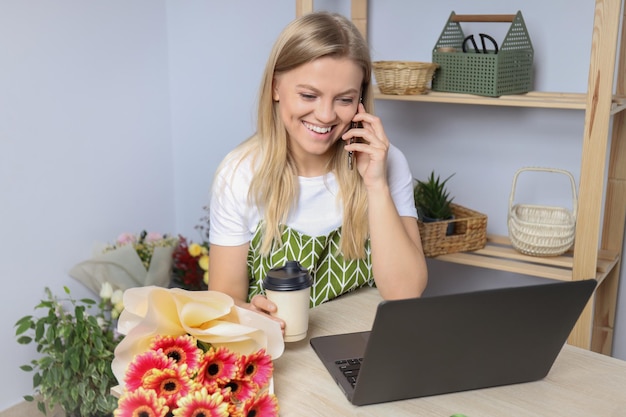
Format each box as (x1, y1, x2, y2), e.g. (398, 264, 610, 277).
(1, 0, 623, 411)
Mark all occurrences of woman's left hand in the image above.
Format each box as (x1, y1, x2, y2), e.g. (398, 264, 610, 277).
(342, 103, 390, 189)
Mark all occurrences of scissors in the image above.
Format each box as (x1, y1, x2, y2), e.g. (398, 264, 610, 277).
(462, 33, 499, 54)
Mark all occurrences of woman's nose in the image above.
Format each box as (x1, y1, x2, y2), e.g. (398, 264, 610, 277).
(315, 100, 337, 123)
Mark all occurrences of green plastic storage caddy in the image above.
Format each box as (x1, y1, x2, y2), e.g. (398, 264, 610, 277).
(432, 11, 534, 97)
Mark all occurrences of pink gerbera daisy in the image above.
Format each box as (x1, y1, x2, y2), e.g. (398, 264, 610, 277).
(240, 392, 279, 417)
(172, 387, 229, 417)
(196, 346, 240, 386)
(224, 402, 244, 417)
(220, 378, 258, 404)
(114, 386, 169, 417)
(142, 365, 197, 409)
(124, 350, 177, 391)
(150, 334, 203, 374)
(237, 349, 273, 388)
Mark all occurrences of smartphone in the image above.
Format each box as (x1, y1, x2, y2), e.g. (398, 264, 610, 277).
(348, 121, 362, 170)
(348, 98, 365, 170)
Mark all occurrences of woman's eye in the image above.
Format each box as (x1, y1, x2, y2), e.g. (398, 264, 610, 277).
(338, 97, 355, 105)
(299, 93, 317, 100)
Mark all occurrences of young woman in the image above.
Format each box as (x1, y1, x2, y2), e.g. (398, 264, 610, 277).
(208, 11, 427, 327)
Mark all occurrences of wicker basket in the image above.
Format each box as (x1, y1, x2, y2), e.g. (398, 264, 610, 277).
(418, 203, 487, 257)
(373, 61, 439, 95)
(508, 167, 577, 257)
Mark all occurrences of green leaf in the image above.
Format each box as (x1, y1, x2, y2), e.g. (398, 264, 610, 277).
(69, 352, 80, 372)
(20, 364, 33, 372)
(14, 316, 34, 333)
(17, 335, 33, 345)
(87, 314, 99, 327)
(35, 300, 54, 310)
(70, 383, 80, 403)
(35, 320, 46, 342)
(39, 356, 53, 368)
(43, 323, 56, 344)
(75, 305, 84, 321)
(33, 373, 42, 388)
(94, 336, 103, 351)
(83, 386, 95, 404)
(14, 322, 33, 337)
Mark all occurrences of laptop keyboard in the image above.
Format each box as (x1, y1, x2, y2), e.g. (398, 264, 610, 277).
(335, 357, 363, 387)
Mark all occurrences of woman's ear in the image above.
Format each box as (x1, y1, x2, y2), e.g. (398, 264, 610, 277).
(272, 79, 280, 102)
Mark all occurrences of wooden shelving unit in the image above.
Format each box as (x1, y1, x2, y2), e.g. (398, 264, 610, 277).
(296, 0, 626, 355)
(374, 88, 626, 113)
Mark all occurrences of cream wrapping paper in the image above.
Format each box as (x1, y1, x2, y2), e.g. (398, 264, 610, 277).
(69, 244, 175, 294)
(111, 286, 284, 390)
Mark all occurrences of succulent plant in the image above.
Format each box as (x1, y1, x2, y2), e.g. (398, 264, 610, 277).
(414, 171, 455, 221)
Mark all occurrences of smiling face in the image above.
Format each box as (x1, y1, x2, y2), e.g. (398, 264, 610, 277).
(272, 56, 363, 176)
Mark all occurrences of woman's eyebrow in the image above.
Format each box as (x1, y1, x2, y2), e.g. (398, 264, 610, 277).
(296, 84, 360, 96)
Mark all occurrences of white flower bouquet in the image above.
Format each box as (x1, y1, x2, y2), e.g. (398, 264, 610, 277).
(70, 231, 178, 294)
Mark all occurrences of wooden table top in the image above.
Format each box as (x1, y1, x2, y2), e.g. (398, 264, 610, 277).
(273, 287, 626, 417)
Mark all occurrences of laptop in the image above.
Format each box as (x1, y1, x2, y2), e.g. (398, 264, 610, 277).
(310, 279, 597, 406)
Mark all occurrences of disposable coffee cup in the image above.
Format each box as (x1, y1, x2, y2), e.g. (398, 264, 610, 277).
(263, 261, 313, 342)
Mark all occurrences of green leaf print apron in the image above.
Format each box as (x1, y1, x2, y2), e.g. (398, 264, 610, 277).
(247, 224, 374, 307)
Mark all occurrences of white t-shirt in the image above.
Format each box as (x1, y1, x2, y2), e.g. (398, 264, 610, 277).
(209, 143, 417, 246)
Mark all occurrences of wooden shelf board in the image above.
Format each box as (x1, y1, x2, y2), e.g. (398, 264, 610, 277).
(374, 88, 626, 113)
(612, 96, 626, 114)
(432, 234, 619, 283)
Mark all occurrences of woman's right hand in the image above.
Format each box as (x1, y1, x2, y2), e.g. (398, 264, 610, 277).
(207, 244, 287, 334)
(246, 294, 286, 334)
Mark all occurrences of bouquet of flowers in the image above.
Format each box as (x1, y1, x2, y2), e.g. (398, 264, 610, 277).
(114, 334, 278, 416)
(109, 231, 179, 271)
(170, 236, 209, 291)
(70, 231, 179, 294)
(111, 286, 284, 416)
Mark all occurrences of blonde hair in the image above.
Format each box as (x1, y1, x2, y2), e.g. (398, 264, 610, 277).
(233, 11, 372, 259)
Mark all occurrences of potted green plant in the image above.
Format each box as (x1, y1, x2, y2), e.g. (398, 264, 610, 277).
(414, 171, 455, 230)
(14, 286, 123, 417)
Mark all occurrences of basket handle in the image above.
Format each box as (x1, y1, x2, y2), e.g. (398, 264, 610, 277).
(509, 167, 578, 217)
(451, 14, 516, 23)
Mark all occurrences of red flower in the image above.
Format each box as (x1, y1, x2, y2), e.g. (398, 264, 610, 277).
(115, 335, 276, 416)
(220, 378, 258, 404)
(141, 365, 196, 410)
(124, 350, 177, 391)
(171, 236, 208, 291)
(196, 347, 240, 387)
(238, 349, 273, 388)
(150, 334, 203, 373)
(240, 392, 279, 417)
(114, 387, 168, 417)
(174, 387, 229, 417)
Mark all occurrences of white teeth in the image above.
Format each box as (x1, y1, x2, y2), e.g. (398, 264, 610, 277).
(304, 122, 332, 134)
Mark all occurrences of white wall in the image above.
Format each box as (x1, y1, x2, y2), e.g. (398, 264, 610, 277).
(1, 0, 624, 411)
(166, 1, 298, 235)
(0, 0, 175, 410)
